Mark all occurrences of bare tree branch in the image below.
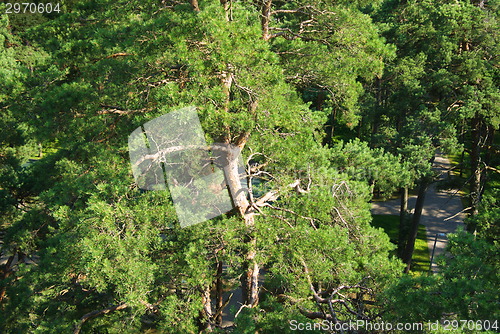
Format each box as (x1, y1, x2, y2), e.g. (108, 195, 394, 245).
(73, 303, 128, 334)
(97, 105, 151, 116)
(261, 202, 317, 229)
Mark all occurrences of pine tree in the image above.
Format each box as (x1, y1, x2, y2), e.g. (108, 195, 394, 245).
(1, 1, 404, 332)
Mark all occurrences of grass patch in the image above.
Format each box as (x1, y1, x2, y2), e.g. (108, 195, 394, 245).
(411, 224, 431, 273)
(22, 144, 60, 168)
(447, 152, 471, 180)
(372, 214, 399, 243)
(371, 214, 430, 274)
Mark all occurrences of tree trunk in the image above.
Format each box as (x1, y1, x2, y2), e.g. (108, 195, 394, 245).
(402, 178, 429, 273)
(357, 116, 363, 139)
(480, 124, 494, 198)
(469, 113, 482, 227)
(215, 261, 223, 325)
(224, 138, 259, 307)
(220, 71, 233, 113)
(200, 285, 213, 331)
(218, 42, 259, 306)
(0, 254, 16, 304)
(329, 109, 337, 145)
(260, 0, 273, 41)
(190, 0, 200, 12)
(220, 0, 232, 21)
(398, 187, 408, 258)
(460, 119, 465, 178)
(371, 113, 379, 144)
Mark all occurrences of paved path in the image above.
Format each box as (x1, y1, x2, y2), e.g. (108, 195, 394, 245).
(371, 153, 465, 272)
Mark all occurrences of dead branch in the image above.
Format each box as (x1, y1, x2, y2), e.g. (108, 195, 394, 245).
(131, 144, 234, 168)
(486, 165, 500, 173)
(444, 207, 472, 221)
(212, 292, 233, 320)
(254, 190, 279, 207)
(331, 181, 353, 199)
(332, 206, 349, 228)
(289, 179, 309, 194)
(234, 304, 251, 318)
(97, 105, 151, 115)
(297, 258, 375, 322)
(73, 303, 128, 334)
(140, 300, 159, 313)
(104, 53, 134, 59)
(253, 178, 309, 207)
(261, 202, 317, 230)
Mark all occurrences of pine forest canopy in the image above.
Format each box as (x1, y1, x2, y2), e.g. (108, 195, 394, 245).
(0, 0, 498, 333)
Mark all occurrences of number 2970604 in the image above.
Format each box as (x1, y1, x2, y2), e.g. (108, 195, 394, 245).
(5, 3, 61, 14)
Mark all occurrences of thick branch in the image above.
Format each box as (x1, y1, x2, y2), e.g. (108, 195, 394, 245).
(131, 144, 234, 168)
(191, 0, 200, 11)
(104, 52, 134, 59)
(98, 105, 151, 115)
(260, 0, 273, 40)
(254, 179, 309, 206)
(485, 165, 500, 174)
(73, 303, 128, 334)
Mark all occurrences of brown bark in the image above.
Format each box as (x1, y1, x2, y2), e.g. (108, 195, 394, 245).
(200, 285, 213, 331)
(402, 178, 430, 273)
(190, 0, 200, 12)
(216, 23, 260, 303)
(224, 138, 259, 307)
(219, 68, 233, 143)
(220, 71, 233, 114)
(73, 303, 128, 334)
(215, 261, 223, 325)
(220, 0, 232, 21)
(260, 0, 273, 41)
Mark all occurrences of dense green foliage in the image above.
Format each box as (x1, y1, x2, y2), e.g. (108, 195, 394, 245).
(0, 0, 498, 333)
(386, 231, 499, 330)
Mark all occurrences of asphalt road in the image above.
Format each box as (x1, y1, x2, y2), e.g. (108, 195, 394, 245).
(371, 153, 465, 272)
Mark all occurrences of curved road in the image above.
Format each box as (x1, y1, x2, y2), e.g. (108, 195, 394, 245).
(371, 153, 465, 272)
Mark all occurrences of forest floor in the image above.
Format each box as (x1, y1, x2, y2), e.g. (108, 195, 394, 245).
(371, 152, 466, 273)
